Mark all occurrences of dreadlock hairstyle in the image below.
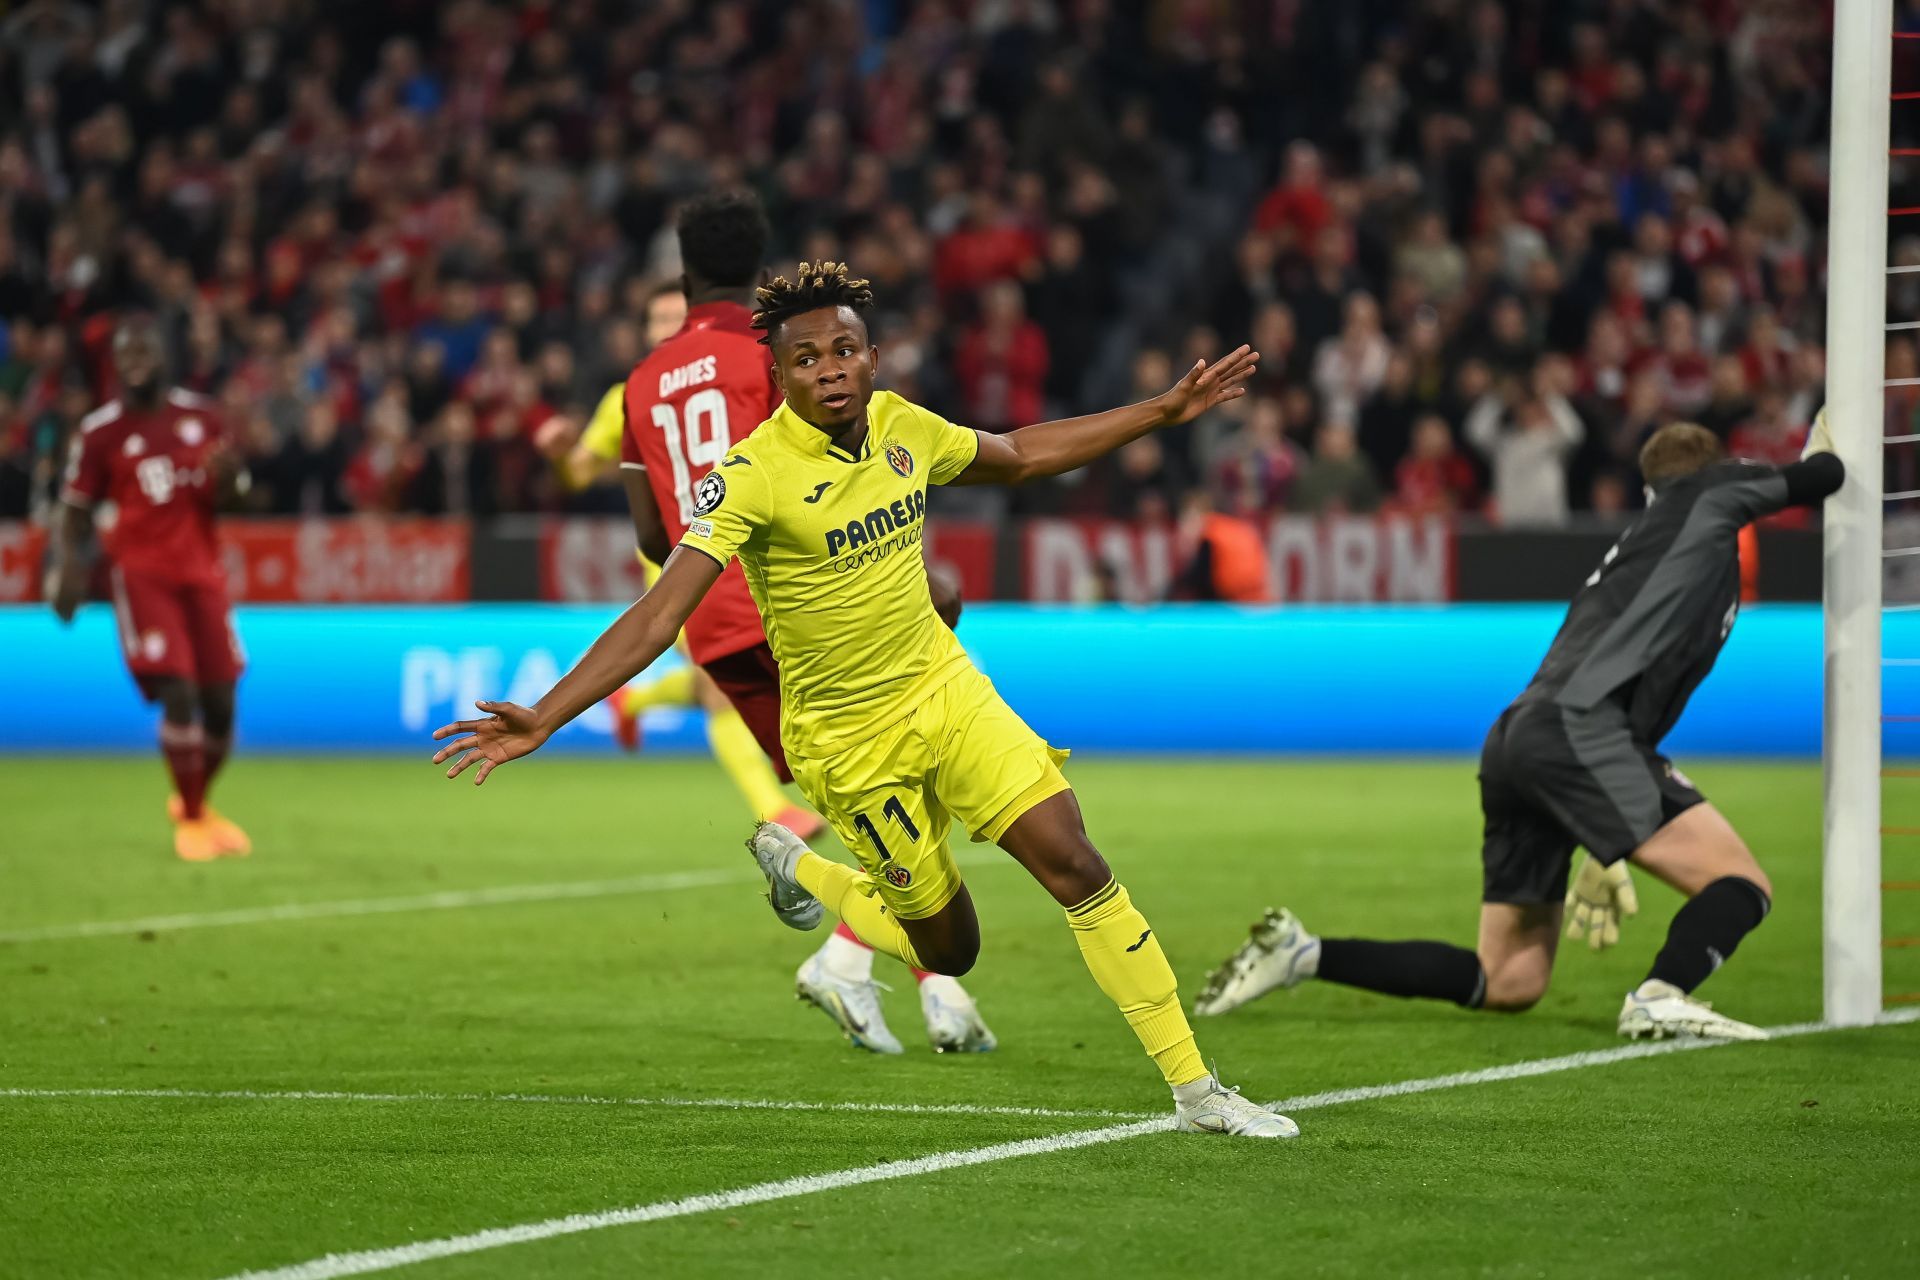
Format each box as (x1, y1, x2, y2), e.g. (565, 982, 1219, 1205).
(750, 261, 875, 346)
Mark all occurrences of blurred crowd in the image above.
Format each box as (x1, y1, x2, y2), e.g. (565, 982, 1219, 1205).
(0, 0, 1868, 527)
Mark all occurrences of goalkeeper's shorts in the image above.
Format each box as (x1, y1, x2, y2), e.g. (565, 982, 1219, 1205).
(1477, 699, 1704, 905)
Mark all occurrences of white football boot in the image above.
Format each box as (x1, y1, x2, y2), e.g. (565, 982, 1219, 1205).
(1618, 979, 1769, 1041)
(1193, 907, 1321, 1016)
(1172, 1075, 1300, 1138)
(795, 951, 904, 1054)
(748, 821, 824, 931)
(919, 974, 998, 1053)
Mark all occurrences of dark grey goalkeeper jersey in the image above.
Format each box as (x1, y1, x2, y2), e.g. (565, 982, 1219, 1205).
(1514, 452, 1846, 745)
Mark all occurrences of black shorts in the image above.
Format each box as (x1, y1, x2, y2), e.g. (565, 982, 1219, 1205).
(1478, 700, 1705, 905)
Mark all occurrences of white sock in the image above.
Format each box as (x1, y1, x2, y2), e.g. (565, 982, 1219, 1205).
(820, 930, 875, 982)
(918, 973, 967, 1004)
(1170, 1075, 1220, 1106)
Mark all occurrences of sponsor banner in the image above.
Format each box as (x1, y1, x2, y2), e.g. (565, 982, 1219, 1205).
(0, 518, 469, 604)
(221, 519, 470, 602)
(0, 521, 49, 603)
(0, 603, 1852, 756)
(1022, 515, 1453, 603)
(538, 517, 1000, 603)
(539, 518, 647, 603)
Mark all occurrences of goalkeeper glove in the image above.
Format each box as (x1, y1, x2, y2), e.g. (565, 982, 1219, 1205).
(1802, 406, 1834, 459)
(1564, 855, 1639, 950)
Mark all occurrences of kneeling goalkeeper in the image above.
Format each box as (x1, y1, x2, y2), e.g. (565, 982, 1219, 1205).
(1197, 418, 1845, 1041)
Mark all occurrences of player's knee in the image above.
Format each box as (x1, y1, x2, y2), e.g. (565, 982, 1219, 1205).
(155, 680, 197, 724)
(1481, 963, 1549, 1013)
(199, 683, 236, 735)
(922, 938, 980, 977)
(1040, 836, 1111, 905)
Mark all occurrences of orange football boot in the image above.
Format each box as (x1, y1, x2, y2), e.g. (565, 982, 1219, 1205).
(606, 690, 642, 752)
(773, 804, 828, 843)
(173, 817, 225, 862)
(167, 796, 253, 856)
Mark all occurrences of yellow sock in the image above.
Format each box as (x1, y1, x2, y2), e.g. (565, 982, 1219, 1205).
(793, 851, 927, 970)
(706, 707, 792, 820)
(1066, 880, 1208, 1087)
(619, 666, 696, 717)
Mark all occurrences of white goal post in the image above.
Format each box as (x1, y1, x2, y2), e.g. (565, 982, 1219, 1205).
(1823, 0, 1889, 1026)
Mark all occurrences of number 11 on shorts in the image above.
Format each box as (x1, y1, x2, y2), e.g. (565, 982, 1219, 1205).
(853, 796, 920, 861)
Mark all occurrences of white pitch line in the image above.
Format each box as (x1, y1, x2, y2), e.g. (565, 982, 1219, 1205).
(0, 1086, 1159, 1122)
(216, 1008, 1920, 1280)
(0, 869, 749, 944)
(0, 851, 1017, 945)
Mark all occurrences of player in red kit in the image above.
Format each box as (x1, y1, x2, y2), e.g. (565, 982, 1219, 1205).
(615, 191, 994, 1055)
(48, 319, 251, 862)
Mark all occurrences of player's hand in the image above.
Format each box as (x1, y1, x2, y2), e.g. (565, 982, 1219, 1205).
(431, 700, 551, 785)
(1564, 855, 1639, 950)
(533, 414, 580, 460)
(1802, 406, 1834, 459)
(45, 568, 82, 625)
(1155, 345, 1259, 426)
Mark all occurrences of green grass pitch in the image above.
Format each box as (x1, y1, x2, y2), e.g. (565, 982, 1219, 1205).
(2, 756, 1916, 1279)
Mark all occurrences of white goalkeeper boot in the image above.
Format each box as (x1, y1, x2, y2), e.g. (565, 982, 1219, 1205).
(795, 950, 904, 1055)
(1194, 907, 1320, 1016)
(1618, 979, 1769, 1041)
(919, 974, 998, 1053)
(749, 821, 823, 931)
(1172, 1075, 1300, 1138)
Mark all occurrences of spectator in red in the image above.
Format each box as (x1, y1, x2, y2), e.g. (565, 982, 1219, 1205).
(1254, 142, 1332, 254)
(1641, 301, 1711, 419)
(1395, 415, 1480, 515)
(1670, 172, 1728, 268)
(953, 280, 1049, 432)
(933, 192, 1040, 296)
(344, 385, 421, 513)
(1737, 306, 1797, 392)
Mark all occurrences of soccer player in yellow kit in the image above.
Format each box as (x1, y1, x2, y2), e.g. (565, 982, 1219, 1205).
(434, 262, 1294, 1136)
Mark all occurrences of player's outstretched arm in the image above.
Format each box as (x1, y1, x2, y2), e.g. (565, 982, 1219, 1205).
(431, 548, 721, 784)
(953, 346, 1258, 486)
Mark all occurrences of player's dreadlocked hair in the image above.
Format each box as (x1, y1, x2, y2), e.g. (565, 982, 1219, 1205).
(750, 261, 875, 346)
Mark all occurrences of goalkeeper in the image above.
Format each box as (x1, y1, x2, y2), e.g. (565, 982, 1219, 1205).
(1196, 419, 1846, 1041)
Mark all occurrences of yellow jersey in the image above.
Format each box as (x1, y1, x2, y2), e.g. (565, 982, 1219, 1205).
(678, 390, 980, 759)
(580, 383, 627, 463)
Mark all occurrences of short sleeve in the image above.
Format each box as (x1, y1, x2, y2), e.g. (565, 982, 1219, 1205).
(61, 428, 106, 507)
(583, 383, 627, 464)
(678, 451, 769, 567)
(917, 404, 982, 486)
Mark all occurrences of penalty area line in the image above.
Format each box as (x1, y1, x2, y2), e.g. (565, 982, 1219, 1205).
(0, 1086, 1160, 1123)
(216, 1008, 1920, 1280)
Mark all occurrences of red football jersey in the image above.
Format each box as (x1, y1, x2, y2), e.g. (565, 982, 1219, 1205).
(62, 389, 229, 586)
(621, 301, 781, 666)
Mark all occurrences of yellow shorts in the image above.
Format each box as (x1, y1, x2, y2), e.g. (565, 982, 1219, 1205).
(788, 665, 1070, 920)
